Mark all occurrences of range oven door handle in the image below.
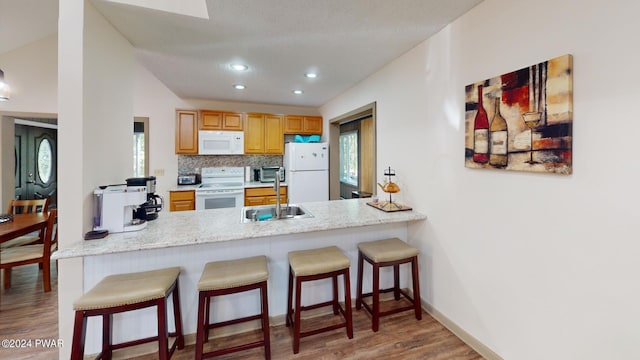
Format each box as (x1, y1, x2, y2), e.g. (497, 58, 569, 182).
(195, 190, 244, 197)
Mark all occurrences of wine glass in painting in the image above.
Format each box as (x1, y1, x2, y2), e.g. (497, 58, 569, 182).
(522, 111, 541, 164)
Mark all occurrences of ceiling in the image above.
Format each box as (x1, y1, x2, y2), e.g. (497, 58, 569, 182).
(1, 0, 484, 107)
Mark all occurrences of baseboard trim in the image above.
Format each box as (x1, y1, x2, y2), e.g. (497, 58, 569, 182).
(421, 300, 502, 360)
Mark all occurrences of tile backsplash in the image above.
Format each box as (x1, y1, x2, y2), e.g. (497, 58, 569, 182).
(178, 155, 283, 175)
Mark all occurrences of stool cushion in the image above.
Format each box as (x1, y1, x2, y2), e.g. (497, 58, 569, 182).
(73, 267, 181, 311)
(198, 255, 269, 291)
(358, 238, 419, 263)
(289, 246, 350, 276)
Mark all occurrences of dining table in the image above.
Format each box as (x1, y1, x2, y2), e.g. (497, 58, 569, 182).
(0, 212, 50, 304)
(0, 213, 49, 244)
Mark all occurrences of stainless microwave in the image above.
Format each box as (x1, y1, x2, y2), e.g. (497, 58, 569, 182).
(198, 131, 244, 155)
(260, 167, 285, 183)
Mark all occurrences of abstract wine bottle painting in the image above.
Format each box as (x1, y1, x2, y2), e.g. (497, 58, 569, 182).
(464, 54, 573, 174)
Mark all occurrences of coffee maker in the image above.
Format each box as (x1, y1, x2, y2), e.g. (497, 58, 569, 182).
(126, 176, 164, 221)
(93, 185, 148, 233)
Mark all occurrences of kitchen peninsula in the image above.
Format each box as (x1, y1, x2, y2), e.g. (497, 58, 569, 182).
(54, 199, 426, 355)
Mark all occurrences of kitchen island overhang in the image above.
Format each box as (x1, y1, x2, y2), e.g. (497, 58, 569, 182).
(55, 199, 427, 356)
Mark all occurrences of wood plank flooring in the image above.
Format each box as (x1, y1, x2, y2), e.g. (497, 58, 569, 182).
(0, 264, 59, 360)
(0, 265, 483, 359)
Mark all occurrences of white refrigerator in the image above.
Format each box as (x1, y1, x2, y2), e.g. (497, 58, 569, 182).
(284, 142, 329, 203)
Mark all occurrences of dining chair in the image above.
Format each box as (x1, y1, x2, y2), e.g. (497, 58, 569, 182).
(1, 198, 50, 249)
(7, 198, 50, 214)
(1, 209, 57, 292)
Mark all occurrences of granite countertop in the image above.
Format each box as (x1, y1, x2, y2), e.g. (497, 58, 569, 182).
(244, 181, 288, 188)
(53, 199, 426, 259)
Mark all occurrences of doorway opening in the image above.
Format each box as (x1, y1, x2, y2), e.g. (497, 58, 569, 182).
(133, 117, 149, 177)
(328, 102, 376, 200)
(14, 118, 58, 207)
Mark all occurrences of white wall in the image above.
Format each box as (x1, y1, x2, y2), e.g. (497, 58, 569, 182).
(57, 0, 136, 358)
(57, 0, 85, 357)
(0, 35, 58, 207)
(321, 0, 640, 358)
(132, 63, 187, 197)
(0, 35, 58, 114)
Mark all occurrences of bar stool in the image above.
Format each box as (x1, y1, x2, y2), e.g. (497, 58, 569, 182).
(287, 246, 353, 354)
(70, 267, 184, 360)
(356, 238, 422, 332)
(195, 255, 270, 360)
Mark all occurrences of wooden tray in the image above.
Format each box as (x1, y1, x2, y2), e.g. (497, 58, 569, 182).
(367, 201, 412, 212)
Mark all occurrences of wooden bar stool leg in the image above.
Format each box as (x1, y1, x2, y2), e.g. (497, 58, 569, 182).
(293, 276, 303, 354)
(157, 298, 169, 360)
(102, 313, 112, 359)
(195, 291, 207, 360)
(343, 268, 353, 339)
(393, 264, 401, 300)
(171, 282, 185, 349)
(260, 282, 271, 360)
(204, 293, 211, 342)
(286, 266, 294, 327)
(332, 275, 339, 315)
(71, 311, 87, 360)
(412, 256, 422, 320)
(356, 251, 364, 310)
(372, 262, 380, 332)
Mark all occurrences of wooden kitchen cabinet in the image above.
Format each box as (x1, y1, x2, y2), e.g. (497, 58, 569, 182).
(284, 115, 323, 135)
(244, 113, 284, 154)
(245, 186, 287, 206)
(175, 110, 198, 154)
(169, 190, 195, 211)
(199, 110, 243, 130)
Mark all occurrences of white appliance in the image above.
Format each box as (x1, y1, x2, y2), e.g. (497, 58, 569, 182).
(196, 167, 245, 210)
(198, 131, 244, 155)
(93, 185, 148, 233)
(284, 142, 329, 203)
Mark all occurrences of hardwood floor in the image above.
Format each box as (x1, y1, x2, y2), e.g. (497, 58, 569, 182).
(0, 264, 59, 360)
(0, 266, 483, 359)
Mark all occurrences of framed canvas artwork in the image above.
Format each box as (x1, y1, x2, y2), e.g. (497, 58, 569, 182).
(464, 54, 573, 174)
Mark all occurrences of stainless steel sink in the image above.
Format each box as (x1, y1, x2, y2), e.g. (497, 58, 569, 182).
(241, 204, 313, 223)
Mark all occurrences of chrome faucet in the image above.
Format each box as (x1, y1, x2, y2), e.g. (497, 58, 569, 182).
(274, 167, 282, 219)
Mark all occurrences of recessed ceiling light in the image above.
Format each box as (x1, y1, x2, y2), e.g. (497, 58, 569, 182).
(230, 64, 248, 71)
(304, 72, 317, 78)
(292, 89, 304, 95)
(233, 84, 246, 90)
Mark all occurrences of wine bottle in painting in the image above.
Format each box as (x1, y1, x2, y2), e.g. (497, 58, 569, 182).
(489, 97, 508, 167)
(473, 85, 489, 163)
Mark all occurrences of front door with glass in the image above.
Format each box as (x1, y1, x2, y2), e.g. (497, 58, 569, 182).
(14, 124, 57, 206)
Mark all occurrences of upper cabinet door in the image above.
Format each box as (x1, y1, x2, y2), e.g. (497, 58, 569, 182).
(303, 116, 322, 134)
(200, 111, 243, 130)
(244, 113, 284, 154)
(264, 114, 284, 154)
(244, 113, 266, 154)
(200, 111, 222, 129)
(222, 113, 243, 130)
(176, 110, 198, 154)
(284, 115, 322, 135)
(283, 115, 304, 133)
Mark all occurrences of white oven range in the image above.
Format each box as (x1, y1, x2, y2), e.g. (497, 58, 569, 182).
(195, 167, 245, 210)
